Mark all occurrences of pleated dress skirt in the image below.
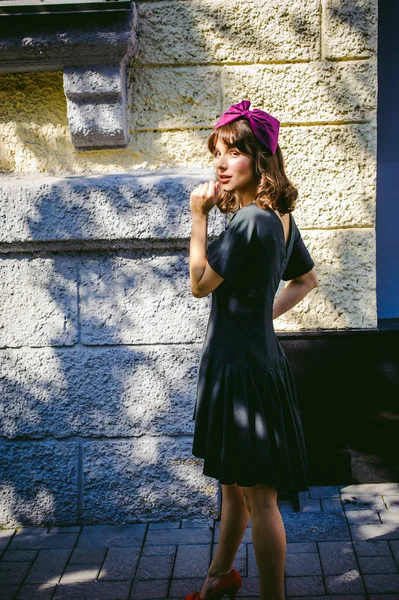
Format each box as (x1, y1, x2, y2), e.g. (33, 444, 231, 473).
(192, 342, 310, 492)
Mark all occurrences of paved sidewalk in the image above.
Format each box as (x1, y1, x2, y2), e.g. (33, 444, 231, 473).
(1, 484, 399, 600)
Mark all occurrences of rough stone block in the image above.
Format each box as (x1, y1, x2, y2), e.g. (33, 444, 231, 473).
(0, 171, 223, 245)
(0, 256, 77, 348)
(0, 345, 201, 439)
(0, 561, 32, 585)
(363, 573, 399, 594)
(285, 552, 322, 576)
(350, 523, 399, 541)
(221, 61, 377, 123)
(354, 540, 392, 556)
(98, 547, 141, 581)
(283, 512, 350, 542)
(15, 583, 56, 600)
(340, 483, 399, 495)
(80, 251, 210, 344)
(0, 441, 78, 528)
(0, 530, 15, 551)
(172, 544, 210, 578)
(129, 66, 220, 130)
(274, 228, 377, 331)
(341, 494, 386, 510)
(53, 581, 131, 599)
(318, 541, 358, 575)
(281, 124, 376, 229)
(10, 530, 78, 551)
(136, 0, 320, 64)
(82, 438, 219, 524)
(324, 0, 378, 59)
(325, 570, 365, 594)
(285, 575, 325, 597)
(76, 525, 146, 549)
(135, 553, 174, 580)
(25, 549, 71, 584)
(357, 555, 398, 574)
(129, 579, 169, 599)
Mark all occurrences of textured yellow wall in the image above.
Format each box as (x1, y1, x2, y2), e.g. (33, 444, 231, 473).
(0, 0, 378, 329)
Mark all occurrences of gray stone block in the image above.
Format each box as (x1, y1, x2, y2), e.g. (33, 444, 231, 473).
(0, 256, 77, 348)
(0, 530, 15, 551)
(135, 553, 174, 580)
(76, 525, 146, 549)
(345, 509, 381, 524)
(350, 523, 399, 541)
(146, 528, 212, 548)
(1, 550, 37, 562)
(285, 553, 322, 576)
(169, 578, 204, 599)
(69, 548, 107, 565)
(389, 540, 399, 562)
(0, 561, 32, 584)
(357, 555, 398, 574)
(299, 499, 322, 512)
(379, 509, 399, 523)
(130, 578, 169, 599)
(142, 544, 176, 557)
(98, 547, 141, 581)
(10, 530, 78, 550)
(363, 574, 399, 594)
(0, 441, 79, 528)
(283, 512, 350, 542)
(318, 541, 358, 575)
(53, 581, 131, 599)
(15, 584, 56, 600)
(321, 498, 344, 511)
(173, 544, 211, 578)
(0, 170, 223, 246)
(25, 549, 71, 584)
(80, 251, 210, 344)
(0, 345, 201, 439)
(354, 540, 392, 556)
(286, 542, 318, 554)
(148, 521, 180, 530)
(339, 484, 399, 496)
(309, 485, 340, 498)
(341, 494, 386, 511)
(83, 438, 219, 524)
(325, 570, 365, 594)
(285, 575, 325, 597)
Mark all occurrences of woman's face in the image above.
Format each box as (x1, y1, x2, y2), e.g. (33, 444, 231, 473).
(213, 138, 255, 193)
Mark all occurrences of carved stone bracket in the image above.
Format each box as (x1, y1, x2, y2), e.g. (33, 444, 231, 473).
(0, 1, 138, 150)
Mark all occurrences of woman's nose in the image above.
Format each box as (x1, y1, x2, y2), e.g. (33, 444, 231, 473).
(216, 154, 227, 169)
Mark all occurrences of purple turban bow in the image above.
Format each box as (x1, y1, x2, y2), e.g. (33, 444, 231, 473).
(213, 100, 280, 155)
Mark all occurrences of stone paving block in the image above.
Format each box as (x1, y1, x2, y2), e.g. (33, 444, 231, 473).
(325, 570, 365, 594)
(285, 552, 322, 576)
(285, 575, 325, 597)
(286, 542, 317, 553)
(363, 573, 399, 594)
(76, 525, 146, 549)
(53, 581, 131, 599)
(10, 530, 79, 551)
(350, 523, 399, 541)
(0, 585, 20, 600)
(0, 441, 79, 528)
(148, 521, 180, 530)
(181, 518, 213, 529)
(341, 494, 386, 511)
(240, 577, 261, 596)
(98, 547, 140, 581)
(357, 555, 398, 573)
(283, 512, 350, 542)
(298, 490, 310, 500)
(146, 528, 212, 546)
(0, 529, 15, 551)
(130, 578, 169, 599)
(368, 596, 399, 600)
(340, 484, 399, 496)
(135, 553, 174, 580)
(48, 527, 81, 534)
(142, 544, 176, 557)
(173, 544, 210, 578)
(299, 499, 322, 512)
(389, 540, 399, 562)
(309, 486, 340, 499)
(278, 500, 296, 513)
(384, 496, 399, 509)
(1, 550, 37, 562)
(15, 583, 56, 599)
(289, 596, 367, 600)
(69, 548, 107, 565)
(379, 509, 399, 523)
(0, 561, 32, 585)
(318, 541, 358, 575)
(25, 549, 71, 584)
(60, 564, 102, 583)
(169, 578, 203, 599)
(321, 498, 343, 511)
(354, 540, 392, 556)
(344, 509, 381, 524)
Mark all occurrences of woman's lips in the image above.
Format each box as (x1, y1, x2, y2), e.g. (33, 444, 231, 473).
(219, 175, 231, 183)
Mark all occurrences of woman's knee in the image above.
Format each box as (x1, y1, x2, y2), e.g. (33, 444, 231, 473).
(238, 483, 278, 512)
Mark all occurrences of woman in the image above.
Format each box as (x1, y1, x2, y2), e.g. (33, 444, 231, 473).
(187, 100, 318, 600)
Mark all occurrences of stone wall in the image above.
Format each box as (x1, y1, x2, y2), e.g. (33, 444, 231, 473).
(0, 0, 377, 526)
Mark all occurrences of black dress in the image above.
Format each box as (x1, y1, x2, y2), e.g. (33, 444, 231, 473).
(191, 202, 315, 491)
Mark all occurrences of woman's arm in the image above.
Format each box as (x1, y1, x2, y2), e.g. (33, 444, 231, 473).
(189, 181, 224, 298)
(272, 267, 318, 319)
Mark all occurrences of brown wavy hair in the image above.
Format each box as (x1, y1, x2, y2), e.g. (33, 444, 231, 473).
(207, 118, 298, 215)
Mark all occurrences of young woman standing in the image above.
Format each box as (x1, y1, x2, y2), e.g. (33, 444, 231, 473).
(187, 100, 318, 600)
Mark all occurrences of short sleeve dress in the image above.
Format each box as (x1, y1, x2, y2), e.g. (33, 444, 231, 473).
(191, 202, 315, 491)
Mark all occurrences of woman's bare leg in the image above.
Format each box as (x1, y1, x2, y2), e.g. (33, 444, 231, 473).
(199, 483, 250, 598)
(240, 483, 286, 600)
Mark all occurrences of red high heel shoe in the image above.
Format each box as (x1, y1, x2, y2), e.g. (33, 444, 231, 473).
(184, 568, 242, 600)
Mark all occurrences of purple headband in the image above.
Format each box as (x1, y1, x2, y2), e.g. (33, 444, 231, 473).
(213, 99, 280, 155)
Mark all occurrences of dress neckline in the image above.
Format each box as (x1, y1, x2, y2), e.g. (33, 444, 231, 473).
(265, 205, 293, 252)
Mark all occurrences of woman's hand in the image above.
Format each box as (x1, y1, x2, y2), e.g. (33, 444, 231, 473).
(190, 180, 220, 216)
